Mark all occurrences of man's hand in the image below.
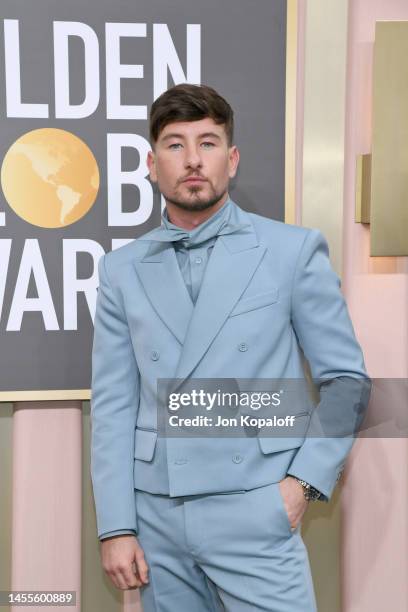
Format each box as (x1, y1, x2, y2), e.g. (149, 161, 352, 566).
(278, 476, 309, 530)
(100, 534, 149, 590)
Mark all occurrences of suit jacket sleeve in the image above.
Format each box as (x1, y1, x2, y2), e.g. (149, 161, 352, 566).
(287, 229, 371, 500)
(91, 254, 140, 538)
(99, 529, 137, 541)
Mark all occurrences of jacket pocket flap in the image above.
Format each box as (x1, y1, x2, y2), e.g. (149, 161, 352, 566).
(134, 428, 157, 462)
(229, 288, 279, 317)
(257, 435, 305, 454)
(257, 413, 309, 454)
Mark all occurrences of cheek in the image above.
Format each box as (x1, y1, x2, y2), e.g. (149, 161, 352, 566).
(156, 162, 178, 184)
(212, 160, 230, 183)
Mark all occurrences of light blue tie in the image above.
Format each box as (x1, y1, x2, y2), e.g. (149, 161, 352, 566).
(146, 200, 251, 252)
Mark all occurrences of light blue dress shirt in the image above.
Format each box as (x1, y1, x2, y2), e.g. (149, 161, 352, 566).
(161, 197, 234, 304)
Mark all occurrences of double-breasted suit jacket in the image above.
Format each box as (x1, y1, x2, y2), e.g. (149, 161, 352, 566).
(90, 200, 370, 539)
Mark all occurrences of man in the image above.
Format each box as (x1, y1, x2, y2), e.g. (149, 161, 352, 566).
(91, 83, 370, 611)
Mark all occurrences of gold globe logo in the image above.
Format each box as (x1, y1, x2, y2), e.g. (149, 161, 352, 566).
(1, 128, 100, 228)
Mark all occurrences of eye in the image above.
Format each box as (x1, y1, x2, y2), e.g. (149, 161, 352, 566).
(169, 143, 182, 150)
(201, 142, 215, 148)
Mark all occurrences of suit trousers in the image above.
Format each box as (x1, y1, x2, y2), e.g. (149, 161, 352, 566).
(135, 482, 318, 612)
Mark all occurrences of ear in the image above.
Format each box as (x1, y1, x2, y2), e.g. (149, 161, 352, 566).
(228, 145, 240, 179)
(147, 150, 157, 182)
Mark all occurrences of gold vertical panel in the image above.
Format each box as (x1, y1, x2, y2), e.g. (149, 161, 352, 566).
(371, 21, 408, 256)
(81, 402, 123, 612)
(301, 0, 349, 610)
(301, 0, 348, 276)
(285, 0, 298, 224)
(355, 154, 371, 224)
(0, 404, 13, 607)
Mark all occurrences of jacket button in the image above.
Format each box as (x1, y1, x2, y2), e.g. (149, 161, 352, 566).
(238, 342, 248, 352)
(232, 454, 243, 464)
(150, 350, 160, 361)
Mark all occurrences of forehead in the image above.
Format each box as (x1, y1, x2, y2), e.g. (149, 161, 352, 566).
(158, 117, 227, 140)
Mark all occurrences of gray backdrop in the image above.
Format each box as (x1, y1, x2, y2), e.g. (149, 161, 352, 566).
(0, 0, 287, 395)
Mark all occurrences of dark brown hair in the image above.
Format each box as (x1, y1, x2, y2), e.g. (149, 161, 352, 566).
(149, 83, 234, 148)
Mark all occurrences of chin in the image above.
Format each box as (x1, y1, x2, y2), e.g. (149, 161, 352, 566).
(175, 200, 217, 212)
(163, 186, 226, 212)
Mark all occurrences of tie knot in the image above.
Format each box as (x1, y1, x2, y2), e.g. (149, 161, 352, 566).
(144, 200, 252, 256)
(173, 232, 211, 250)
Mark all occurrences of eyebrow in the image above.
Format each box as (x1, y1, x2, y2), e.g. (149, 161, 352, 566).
(160, 131, 222, 142)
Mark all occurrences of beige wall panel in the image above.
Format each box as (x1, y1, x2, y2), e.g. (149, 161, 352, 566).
(81, 402, 124, 612)
(302, 0, 349, 275)
(299, 1, 349, 610)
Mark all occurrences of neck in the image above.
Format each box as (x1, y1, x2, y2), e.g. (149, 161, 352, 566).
(165, 193, 229, 230)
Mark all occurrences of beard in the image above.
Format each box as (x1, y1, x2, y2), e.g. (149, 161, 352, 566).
(162, 182, 227, 212)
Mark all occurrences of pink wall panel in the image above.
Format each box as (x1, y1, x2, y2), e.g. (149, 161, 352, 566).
(11, 403, 82, 612)
(341, 1, 408, 610)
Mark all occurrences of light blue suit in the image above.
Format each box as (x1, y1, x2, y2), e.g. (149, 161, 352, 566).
(91, 199, 370, 611)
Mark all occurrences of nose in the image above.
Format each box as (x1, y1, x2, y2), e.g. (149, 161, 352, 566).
(184, 145, 203, 170)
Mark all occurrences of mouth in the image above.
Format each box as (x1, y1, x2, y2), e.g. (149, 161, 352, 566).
(182, 177, 207, 183)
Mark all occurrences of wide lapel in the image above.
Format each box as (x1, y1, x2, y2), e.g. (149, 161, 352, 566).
(133, 243, 194, 345)
(174, 221, 266, 383)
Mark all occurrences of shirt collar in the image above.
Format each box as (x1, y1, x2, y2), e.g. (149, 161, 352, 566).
(160, 197, 233, 248)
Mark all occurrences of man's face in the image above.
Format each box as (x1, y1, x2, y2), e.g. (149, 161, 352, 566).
(147, 117, 239, 212)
